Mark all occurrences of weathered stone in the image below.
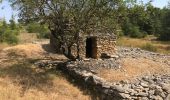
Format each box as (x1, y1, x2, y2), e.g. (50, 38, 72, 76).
(137, 92, 148, 97)
(154, 88, 163, 96)
(152, 95, 163, 100)
(119, 93, 131, 99)
(141, 97, 149, 100)
(165, 94, 170, 100)
(111, 85, 125, 93)
(140, 82, 149, 88)
(162, 84, 170, 93)
(149, 90, 155, 96)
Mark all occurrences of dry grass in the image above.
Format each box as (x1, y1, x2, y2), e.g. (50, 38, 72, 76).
(0, 59, 91, 100)
(0, 43, 9, 51)
(18, 33, 38, 43)
(0, 43, 91, 100)
(117, 36, 170, 54)
(97, 57, 170, 83)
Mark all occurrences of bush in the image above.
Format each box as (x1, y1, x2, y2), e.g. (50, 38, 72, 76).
(129, 26, 146, 38)
(141, 43, 157, 52)
(1, 30, 19, 44)
(0, 26, 19, 44)
(159, 27, 170, 41)
(122, 22, 146, 38)
(0, 19, 20, 44)
(26, 23, 50, 39)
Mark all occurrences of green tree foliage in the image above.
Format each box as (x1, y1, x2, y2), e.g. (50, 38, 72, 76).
(26, 22, 50, 39)
(9, 0, 127, 59)
(0, 18, 19, 44)
(159, 8, 170, 41)
(9, 15, 17, 30)
(121, 1, 163, 38)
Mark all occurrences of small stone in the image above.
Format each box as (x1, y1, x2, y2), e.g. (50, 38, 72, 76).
(165, 94, 170, 100)
(111, 85, 125, 93)
(119, 93, 131, 99)
(154, 88, 163, 96)
(141, 97, 149, 100)
(149, 90, 155, 95)
(153, 95, 163, 100)
(140, 82, 149, 88)
(137, 92, 148, 97)
(162, 84, 170, 93)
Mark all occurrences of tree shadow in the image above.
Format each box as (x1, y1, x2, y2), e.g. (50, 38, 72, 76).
(0, 57, 103, 99)
(55, 63, 103, 100)
(41, 44, 58, 54)
(0, 59, 54, 96)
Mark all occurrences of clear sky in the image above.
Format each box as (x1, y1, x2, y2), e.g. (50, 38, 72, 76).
(0, 0, 169, 22)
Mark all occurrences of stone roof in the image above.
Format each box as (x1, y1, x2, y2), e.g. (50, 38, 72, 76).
(79, 33, 117, 39)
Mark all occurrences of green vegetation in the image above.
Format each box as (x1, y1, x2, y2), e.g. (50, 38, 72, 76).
(2, 0, 169, 57)
(117, 36, 170, 54)
(26, 23, 50, 39)
(141, 43, 157, 52)
(0, 17, 19, 44)
(120, 1, 168, 40)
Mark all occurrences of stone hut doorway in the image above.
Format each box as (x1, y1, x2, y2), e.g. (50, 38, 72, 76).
(86, 37, 97, 58)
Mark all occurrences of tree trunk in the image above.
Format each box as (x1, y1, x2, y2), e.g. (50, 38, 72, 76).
(62, 45, 76, 60)
(76, 33, 80, 59)
(49, 29, 76, 60)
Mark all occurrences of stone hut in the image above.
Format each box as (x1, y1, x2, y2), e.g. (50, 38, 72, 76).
(50, 33, 117, 59)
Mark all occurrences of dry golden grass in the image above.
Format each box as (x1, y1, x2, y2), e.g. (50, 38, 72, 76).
(97, 57, 170, 83)
(0, 43, 9, 51)
(117, 36, 170, 54)
(0, 43, 91, 100)
(0, 59, 91, 100)
(18, 33, 38, 43)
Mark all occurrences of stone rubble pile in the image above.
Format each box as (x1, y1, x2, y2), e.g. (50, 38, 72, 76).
(71, 58, 121, 72)
(35, 46, 170, 100)
(60, 62, 170, 100)
(117, 46, 170, 65)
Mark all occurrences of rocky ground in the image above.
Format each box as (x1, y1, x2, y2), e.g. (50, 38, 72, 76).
(67, 46, 170, 100)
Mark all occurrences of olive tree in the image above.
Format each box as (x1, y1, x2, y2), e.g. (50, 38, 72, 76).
(9, 0, 126, 59)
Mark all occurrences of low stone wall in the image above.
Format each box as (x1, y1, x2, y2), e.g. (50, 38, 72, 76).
(55, 61, 170, 100)
(57, 62, 128, 100)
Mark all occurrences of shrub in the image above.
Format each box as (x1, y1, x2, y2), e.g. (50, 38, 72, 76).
(159, 27, 170, 41)
(2, 30, 19, 44)
(0, 19, 19, 44)
(26, 23, 50, 39)
(141, 43, 157, 52)
(122, 22, 146, 38)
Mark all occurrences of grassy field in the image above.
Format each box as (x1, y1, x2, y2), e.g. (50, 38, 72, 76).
(0, 37, 91, 100)
(0, 58, 91, 100)
(117, 36, 170, 54)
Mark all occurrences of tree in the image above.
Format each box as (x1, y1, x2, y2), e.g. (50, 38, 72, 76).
(9, 0, 127, 59)
(159, 8, 170, 41)
(9, 14, 17, 30)
(2, 18, 7, 29)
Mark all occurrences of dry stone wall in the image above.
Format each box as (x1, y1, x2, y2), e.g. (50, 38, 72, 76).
(56, 61, 170, 100)
(97, 37, 116, 58)
(50, 34, 117, 59)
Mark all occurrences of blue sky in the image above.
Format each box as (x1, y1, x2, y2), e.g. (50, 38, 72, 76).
(0, 0, 169, 22)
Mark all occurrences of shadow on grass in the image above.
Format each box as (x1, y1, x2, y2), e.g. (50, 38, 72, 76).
(41, 44, 58, 53)
(0, 58, 101, 99)
(0, 59, 54, 96)
(55, 63, 102, 100)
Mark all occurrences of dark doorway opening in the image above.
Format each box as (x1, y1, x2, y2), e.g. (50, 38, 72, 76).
(86, 37, 97, 58)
